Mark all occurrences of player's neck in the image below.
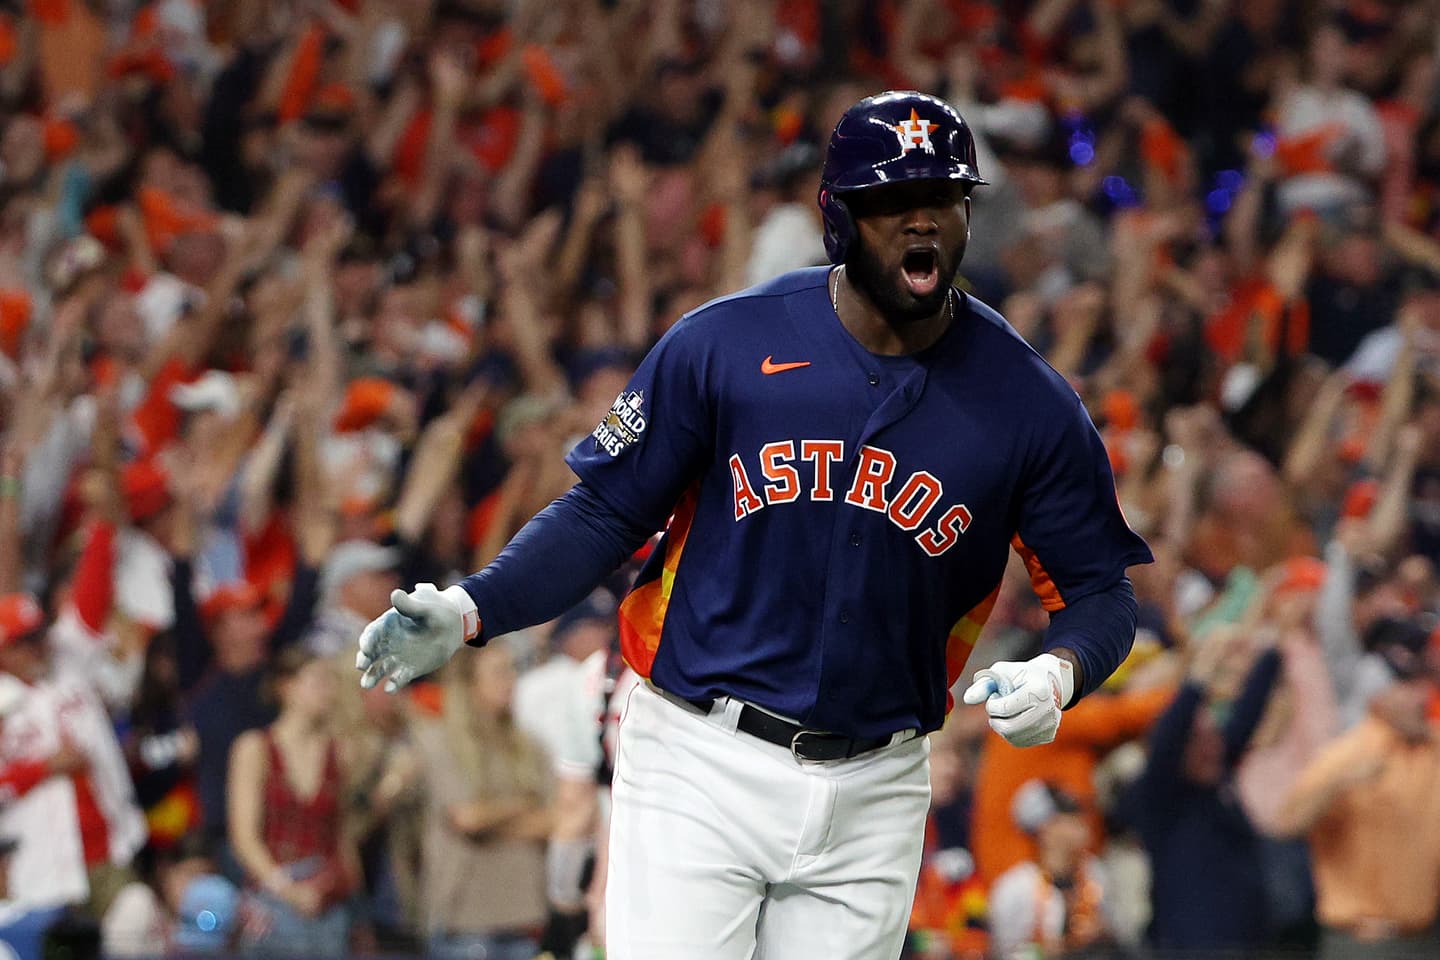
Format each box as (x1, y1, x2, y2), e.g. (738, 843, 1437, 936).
(833, 266, 952, 357)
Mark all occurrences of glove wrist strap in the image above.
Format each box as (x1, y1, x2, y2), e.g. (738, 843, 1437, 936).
(440, 584, 481, 643)
(1037, 652, 1076, 708)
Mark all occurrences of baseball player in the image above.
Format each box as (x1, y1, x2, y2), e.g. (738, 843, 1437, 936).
(357, 90, 1152, 959)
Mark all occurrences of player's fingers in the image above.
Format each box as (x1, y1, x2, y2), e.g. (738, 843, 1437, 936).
(992, 704, 1059, 746)
(962, 673, 999, 705)
(989, 711, 1040, 745)
(988, 706, 1036, 734)
(359, 655, 395, 690)
(993, 724, 1041, 748)
(357, 617, 383, 661)
(390, 588, 430, 621)
(1008, 723, 1055, 748)
(984, 687, 1040, 720)
(383, 663, 418, 695)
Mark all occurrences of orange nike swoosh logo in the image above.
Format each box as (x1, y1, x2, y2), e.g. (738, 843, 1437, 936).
(761, 356, 812, 375)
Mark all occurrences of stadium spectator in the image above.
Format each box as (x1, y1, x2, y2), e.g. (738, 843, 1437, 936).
(987, 780, 1115, 960)
(1276, 636, 1440, 960)
(1273, 21, 1387, 217)
(43, 386, 146, 713)
(744, 143, 828, 285)
(120, 631, 201, 850)
(335, 662, 425, 952)
(226, 648, 357, 958)
(907, 710, 988, 960)
(170, 402, 329, 851)
(513, 592, 615, 956)
(306, 540, 402, 659)
(0, 593, 146, 918)
(1119, 623, 1282, 952)
(970, 668, 1175, 884)
(0, 666, 87, 806)
(99, 834, 244, 958)
(412, 644, 552, 960)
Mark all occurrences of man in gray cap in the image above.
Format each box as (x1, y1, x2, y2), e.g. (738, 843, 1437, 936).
(305, 540, 403, 658)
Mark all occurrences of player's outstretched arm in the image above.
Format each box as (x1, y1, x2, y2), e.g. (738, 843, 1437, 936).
(356, 482, 654, 693)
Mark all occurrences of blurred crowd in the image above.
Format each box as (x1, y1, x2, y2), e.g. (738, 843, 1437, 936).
(0, 0, 1437, 959)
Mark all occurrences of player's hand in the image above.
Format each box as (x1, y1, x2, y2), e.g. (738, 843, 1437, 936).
(356, 583, 477, 694)
(961, 653, 1075, 748)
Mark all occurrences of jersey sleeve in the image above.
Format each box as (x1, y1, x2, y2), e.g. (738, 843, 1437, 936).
(565, 317, 713, 531)
(1012, 393, 1152, 609)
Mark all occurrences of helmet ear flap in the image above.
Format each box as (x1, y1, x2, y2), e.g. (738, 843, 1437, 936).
(819, 189, 854, 264)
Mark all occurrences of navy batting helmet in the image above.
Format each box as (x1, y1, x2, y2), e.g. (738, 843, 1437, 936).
(818, 91, 988, 263)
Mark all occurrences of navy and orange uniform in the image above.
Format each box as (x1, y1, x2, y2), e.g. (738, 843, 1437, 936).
(562, 267, 1151, 739)
(369, 90, 1155, 960)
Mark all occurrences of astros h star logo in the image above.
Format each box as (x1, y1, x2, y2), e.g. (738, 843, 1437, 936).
(894, 109, 939, 155)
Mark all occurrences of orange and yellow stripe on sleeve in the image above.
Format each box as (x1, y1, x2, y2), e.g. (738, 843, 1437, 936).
(1011, 534, 1066, 612)
(944, 582, 1001, 711)
(617, 485, 699, 678)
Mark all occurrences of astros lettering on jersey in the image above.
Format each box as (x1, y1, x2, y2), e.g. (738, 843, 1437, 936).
(728, 440, 973, 557)
(567, 267, 1150, 741)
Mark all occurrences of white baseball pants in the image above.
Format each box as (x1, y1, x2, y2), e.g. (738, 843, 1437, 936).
(605, 682, 931, 960)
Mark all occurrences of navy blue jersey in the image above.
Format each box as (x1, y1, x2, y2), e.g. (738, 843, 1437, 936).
(567, 267, 1151, 738)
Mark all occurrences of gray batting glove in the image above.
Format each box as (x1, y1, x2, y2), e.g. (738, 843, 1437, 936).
(356, 583, 479, 693)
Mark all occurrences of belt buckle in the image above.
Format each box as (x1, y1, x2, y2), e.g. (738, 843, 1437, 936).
(790, 730, 828, 762)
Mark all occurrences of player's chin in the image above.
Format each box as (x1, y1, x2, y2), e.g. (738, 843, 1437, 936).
(888, 270, 951, 318)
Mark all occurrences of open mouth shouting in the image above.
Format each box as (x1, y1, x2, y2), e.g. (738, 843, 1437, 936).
(901, 244, 942, 299)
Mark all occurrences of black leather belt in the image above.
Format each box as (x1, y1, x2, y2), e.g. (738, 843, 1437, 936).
(681, 693, 901, 762)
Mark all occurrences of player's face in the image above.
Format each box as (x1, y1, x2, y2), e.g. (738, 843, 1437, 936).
(846, 179, 971, 323)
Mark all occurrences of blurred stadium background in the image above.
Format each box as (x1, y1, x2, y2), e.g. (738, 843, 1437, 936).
(0, 0, 1437, 958)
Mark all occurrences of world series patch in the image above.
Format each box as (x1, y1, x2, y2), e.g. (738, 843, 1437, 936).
(593, 390, 648, 457)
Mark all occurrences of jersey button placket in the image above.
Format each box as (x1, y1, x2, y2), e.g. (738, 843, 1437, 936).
(849, 533, 861, 546)
(867, 373, 879, 386)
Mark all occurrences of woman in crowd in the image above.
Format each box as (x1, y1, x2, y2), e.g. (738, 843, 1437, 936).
(411, 644, 553, 960)
(227, 649, 357, 957)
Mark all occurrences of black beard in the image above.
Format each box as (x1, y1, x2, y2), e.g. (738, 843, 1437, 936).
(846, 235, 963, 324)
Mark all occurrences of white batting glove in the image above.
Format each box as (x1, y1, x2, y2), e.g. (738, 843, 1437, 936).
(962, 653, 1075, 747)
(356, 583, 479, 693)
